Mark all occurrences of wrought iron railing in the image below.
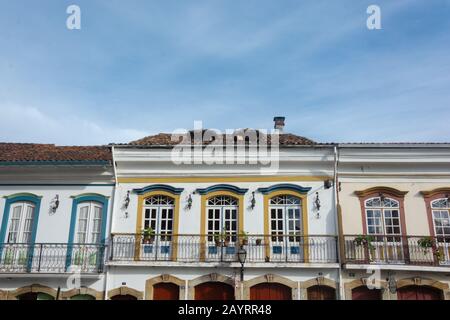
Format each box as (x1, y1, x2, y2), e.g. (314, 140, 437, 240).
(343, 235, 450, 266)
(0, 243, 106, 273)
(110, 234, 338, 263)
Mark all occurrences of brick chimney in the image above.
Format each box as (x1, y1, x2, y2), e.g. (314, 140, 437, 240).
(273, 116, 285, 132)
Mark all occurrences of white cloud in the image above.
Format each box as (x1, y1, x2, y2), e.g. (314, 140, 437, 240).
(0, 104, 148, 145)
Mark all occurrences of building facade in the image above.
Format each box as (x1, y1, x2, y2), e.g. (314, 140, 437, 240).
(0, 143, 114, 300)
(1, 126, 450, 300)
(338, 144, 450, 300)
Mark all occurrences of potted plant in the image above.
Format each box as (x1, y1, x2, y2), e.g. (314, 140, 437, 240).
(434, 247, 445, 262)
(353, 235, 375, 250)
(142, 227, 155, 244)
(255, 238, 262, 246)
(417, 236, 434, 254)
(213, 233, 221, 247)
(239, 231, 249, 246)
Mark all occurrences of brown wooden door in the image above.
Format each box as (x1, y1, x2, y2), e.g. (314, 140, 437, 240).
(397, 286, 442, 300)
(195, 282, 235, 300)
(110, 294, 138, 300)
(307, 285, 336, 300)
(352, 286, 382, 300)
(250, 283, 292, 300)
(153, 283, 180, 300)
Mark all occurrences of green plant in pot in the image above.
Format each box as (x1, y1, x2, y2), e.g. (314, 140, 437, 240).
(239, 231, 249, 246)
(417, 236, 434, 254)
(142, 227, 155, 244)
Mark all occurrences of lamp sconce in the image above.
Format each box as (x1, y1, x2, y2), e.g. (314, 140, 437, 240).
(387, 272, 397, 294)
(314, 192, 321, 219)
(50, 195, 59, 214)
(250, 192, 256, 210)
(379, 192, 386, 202)
(187, 194, 193, 210)
(446, 194, 450, 204)
(124, 190, 130, 209)
(324, 180, 333, 189)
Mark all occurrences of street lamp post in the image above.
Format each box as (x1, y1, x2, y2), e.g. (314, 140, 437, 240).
(237, 246, 247, 282)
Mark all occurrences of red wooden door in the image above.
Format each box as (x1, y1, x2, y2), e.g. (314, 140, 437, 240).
(195, 282, 235, 300)
(307, 285, 336, 300)
(250, 283, 292, 300)
(110, 294, 137, 300)
(153, 283, 180, 300)
(352, 286, 382, 300)
(397, 286, 442, 300)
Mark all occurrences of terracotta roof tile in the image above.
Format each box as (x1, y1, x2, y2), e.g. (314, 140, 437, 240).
(0, 143, 112, 164)
(128, 131, 316, 146)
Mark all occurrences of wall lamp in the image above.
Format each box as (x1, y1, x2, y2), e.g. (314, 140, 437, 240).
(124, 190, 130, 209)
(314, 192, 321, 219)
(379, 192, 386, 202)
(187, 194, 193, 210)
(50, 195, 59, 214)
(250, 191, 256, 210)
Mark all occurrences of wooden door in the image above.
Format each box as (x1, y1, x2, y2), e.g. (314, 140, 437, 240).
(352, 286, 382, 300)
(110, 294, 137, 300)
(195, 282, 235, 300)
(307, 285, 336, 300)
(153, 283, 180, 300)
(250, 283, 292, 300)
(397, 286, 442, 300)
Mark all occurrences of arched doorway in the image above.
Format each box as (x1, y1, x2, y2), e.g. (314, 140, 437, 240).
(352, 286, 382, 300)
(17, 292, 54, 300)
(397, 286, 443, 300)
(307, 285, 336, 300)
(110, 294, 138, 300)
(70, 294, 95, 300)
(195, 282, 235, 300)
(153, 283, 180, 300)
(250, 283, 292, 300)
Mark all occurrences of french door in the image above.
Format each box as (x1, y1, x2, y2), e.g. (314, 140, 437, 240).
(206, 196, 238, 262)
(269, 195, 302, 262)
(431, 199, 450, 265)
(72, 201, 103, 271)
(2, 202, 35, 270)
(365, 197, 404, 263)
(141, 195, 174, 261)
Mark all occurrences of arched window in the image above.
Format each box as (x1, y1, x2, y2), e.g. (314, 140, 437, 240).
(431, 198, 450, 238)
(140, 195, 175, 260)
(205, 195, 239, 260)
(268, 195, 303, 261)
(365, 197, 401, 237)
(6, 201, 35, 244)
(143, 195, 175, 237)
(75, 201, 103, 244)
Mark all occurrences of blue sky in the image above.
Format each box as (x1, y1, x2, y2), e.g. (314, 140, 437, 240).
(0, 0, 450, 145)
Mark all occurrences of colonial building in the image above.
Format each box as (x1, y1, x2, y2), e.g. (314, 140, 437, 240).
(338, 143, 450, 300)
(107, 124, 340, 300)
(0, 143, 114, 300)
(1, 121, 450, 300)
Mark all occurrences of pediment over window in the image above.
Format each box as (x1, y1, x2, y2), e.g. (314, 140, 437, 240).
(257, 184, 311, 195)
(420, 188, 450, 199)
(355, 187, 408, 198)
(196, 184, 248, 195)
(132, 184, 184, 195)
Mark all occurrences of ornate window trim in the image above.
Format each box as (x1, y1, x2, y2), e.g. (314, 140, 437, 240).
(421, 188, 450, 237)
(355, 187, 408, 236)
(135, 188, 181, 261)
(261, 188, 309, 262)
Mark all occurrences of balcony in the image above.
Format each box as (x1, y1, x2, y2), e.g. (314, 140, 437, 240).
(110, 234, 338, 264)
(0, 243, 106, 274)
(344, 235, 450, 267)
